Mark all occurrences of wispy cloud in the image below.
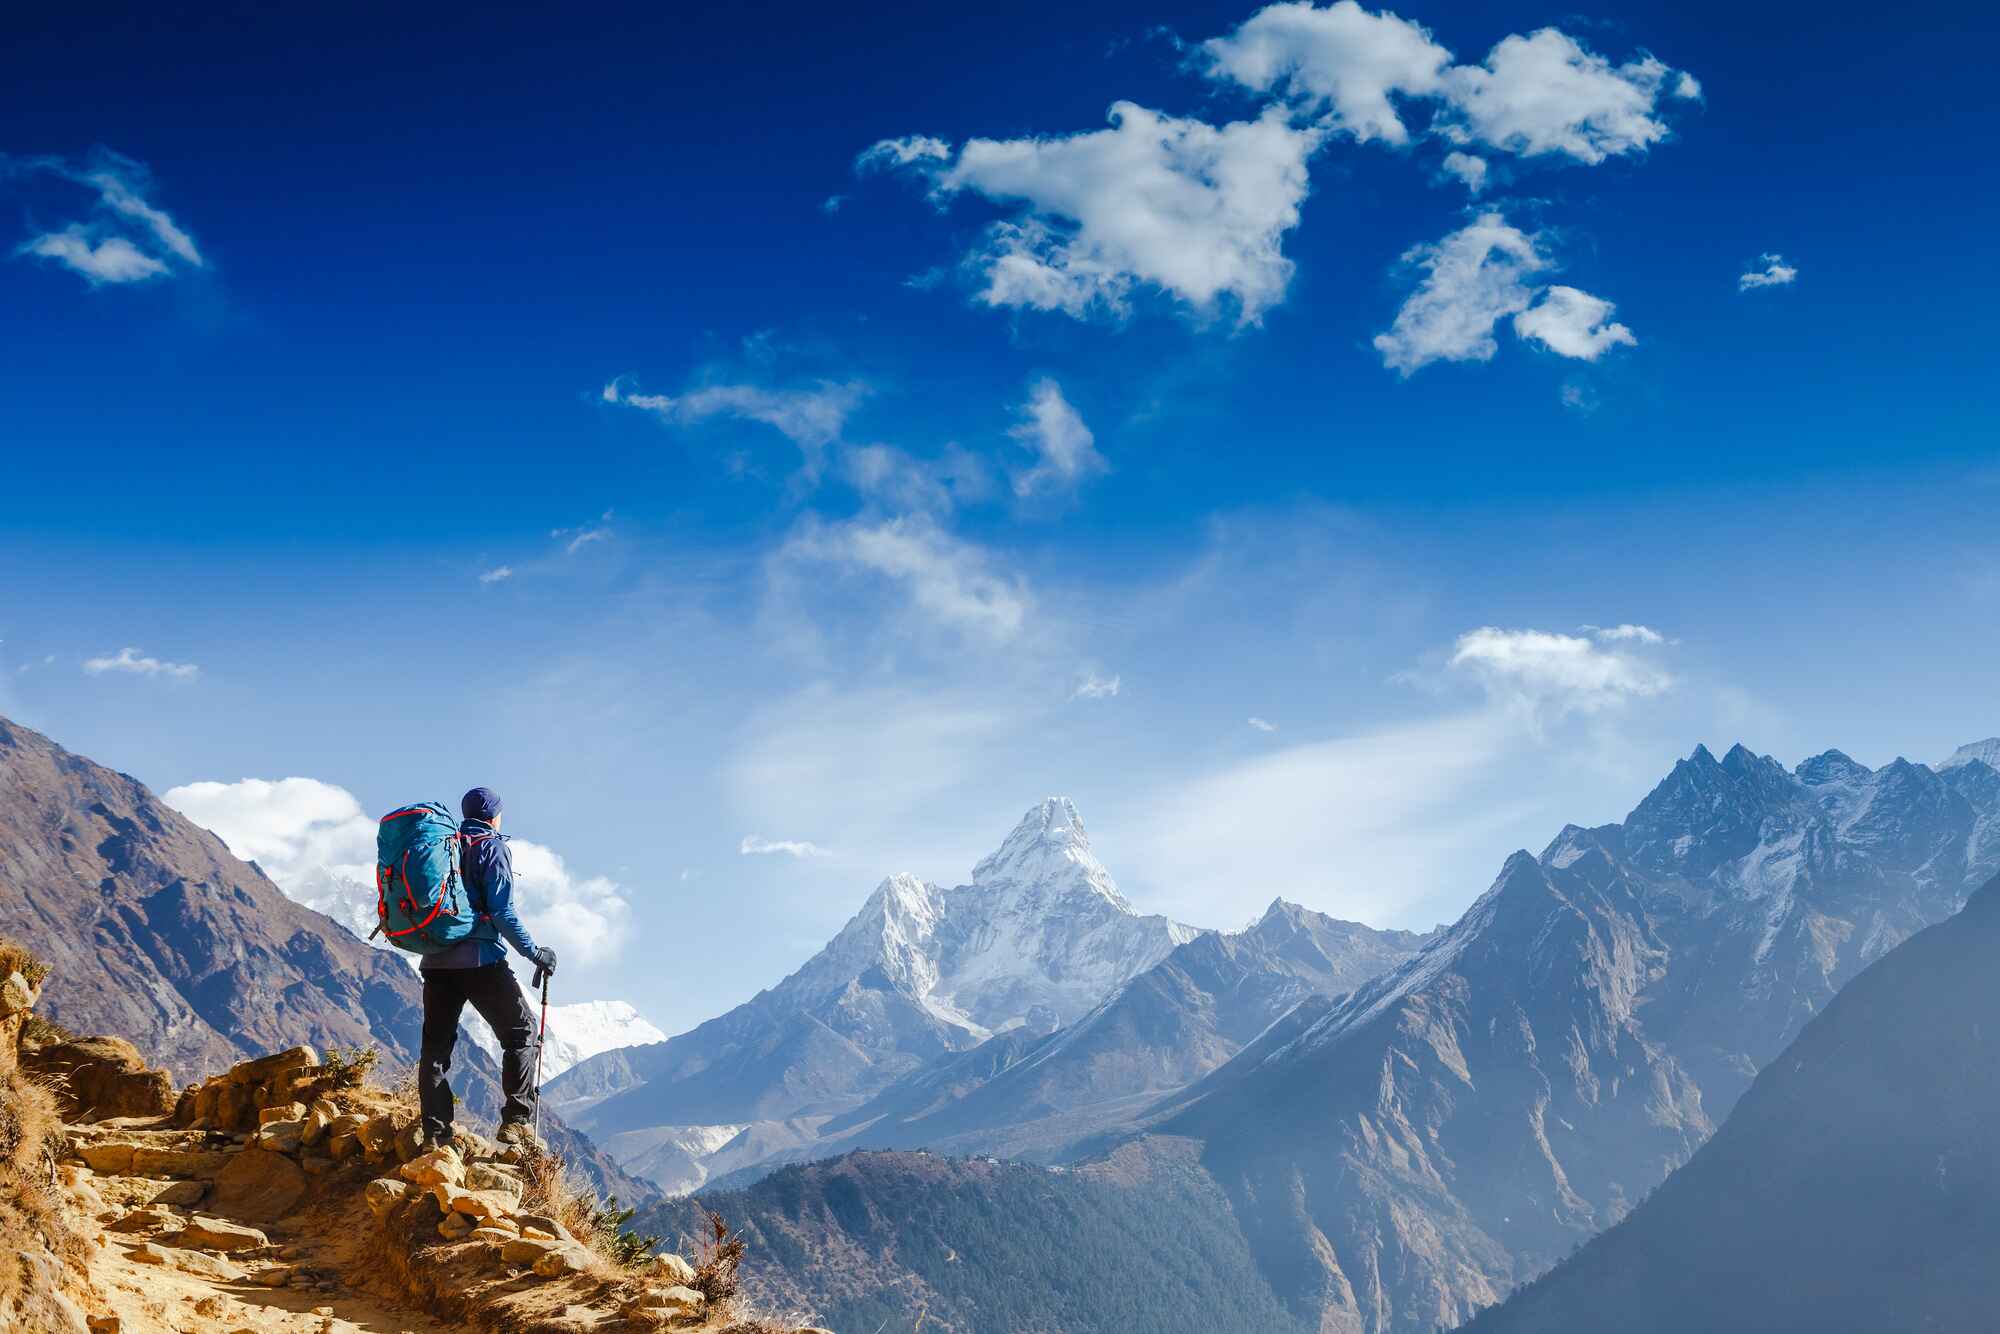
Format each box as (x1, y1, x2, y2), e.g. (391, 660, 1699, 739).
(11, 151, 204, 287)
(83, 646, 199, 679)
(1439, 151, 1488, 194)
(1738, 253, 1798, 291)
(604, 377, 868, 474)
(551, 511, 614, 555)
(777, 513, 1031, 644)
(739, 835, 832, 859)
(1071, 672, 1122, 700)
(1248, 715, 1278, 732)
(478, 565, 514, 584)
(1011, 379, 1107, 499)
(1448, 624, 1672, 718)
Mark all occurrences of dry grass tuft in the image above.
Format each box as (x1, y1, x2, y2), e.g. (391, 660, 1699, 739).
(689, 1209, 746, 1309)
(0, 939, 50, 990)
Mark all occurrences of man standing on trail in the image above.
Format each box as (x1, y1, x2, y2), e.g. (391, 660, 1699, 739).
(417, 786, 558, 1150)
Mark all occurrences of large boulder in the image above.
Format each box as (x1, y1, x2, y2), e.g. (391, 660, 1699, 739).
(209, 1147, 306, 1221)
(21, 1037, 174, 1122)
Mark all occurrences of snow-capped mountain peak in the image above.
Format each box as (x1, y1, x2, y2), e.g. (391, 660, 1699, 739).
(970, 796, 1125, 904)
(1940, 737, 2000, 771)
(467, 998, 665, 1081)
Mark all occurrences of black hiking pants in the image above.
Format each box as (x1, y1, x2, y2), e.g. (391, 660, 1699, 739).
(418, 961, 539, 1139)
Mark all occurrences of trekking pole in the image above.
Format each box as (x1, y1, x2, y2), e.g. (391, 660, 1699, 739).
(532, 966, 550, 1145)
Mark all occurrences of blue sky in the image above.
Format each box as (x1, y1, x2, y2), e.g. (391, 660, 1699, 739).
(3, 0, 1996, 1033)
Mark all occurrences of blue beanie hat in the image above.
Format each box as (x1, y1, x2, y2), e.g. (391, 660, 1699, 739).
(461, 787, 504, 823)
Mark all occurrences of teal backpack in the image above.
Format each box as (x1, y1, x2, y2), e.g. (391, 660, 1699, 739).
(373, 801, 479, 955)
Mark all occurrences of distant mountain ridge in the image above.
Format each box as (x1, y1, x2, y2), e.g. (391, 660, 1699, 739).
(550, 799, 1204, 1181)
(1138, 741, 2000, 1332)
(1466, 868, 2000, 1333)
(554, 799, 1432, 1196)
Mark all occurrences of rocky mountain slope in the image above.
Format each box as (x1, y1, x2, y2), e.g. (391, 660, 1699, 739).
(791, 898, 1435, 1167)
(641, 1142, 1308, 1334)
(552, 799, 1203, 1185)
(0, 938, 832, 1333)
(0, 715, 647, 1204)
(1463, 869, 2000, 1332)
(1145, 742, 2000, 1333)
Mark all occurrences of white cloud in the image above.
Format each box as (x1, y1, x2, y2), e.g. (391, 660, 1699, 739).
(86, 165, 203, 265)
(1440, 151, 1487, 194)
(605, 378, 867, 472)
(1376, 217, 1635, 374)
(1590, 623, 1665, 644)
(840, 442, 993, 513)
(13, 153, 204, 287)
(1248, 716, 1278, 732)
(1739, 253, 1798, 291)
(821, 194, 846, 213)
(739, 835, 832, 859)
(1199, 7, 1694, 167)
(778, 513, 1031, 644)
(478, 565, 514, 584)
(891, 102, 1320, 324)
(1010, 379, 1107, 498)
(1374, 212, 1546, 374)
(856, 135, 953, 170)
(20, 229, 169, 285)
(1199, 0, 1450, 144)
(1513, 284, 1637, 361)
(1071, 672, 1122, 700)
(550, 512, 613, 555)
(162, 776, 634, 969)
(1439, 29, 1681, 164)
(1449, 625, 1672, 717)
(83, 646, 199, 679)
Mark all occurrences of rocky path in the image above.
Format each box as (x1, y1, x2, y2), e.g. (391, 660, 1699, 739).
(43, 1046, 824, 1333)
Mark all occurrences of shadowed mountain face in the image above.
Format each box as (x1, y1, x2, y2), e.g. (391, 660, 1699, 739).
(639, 1141, 1315, 1334)
(1465, 872, 2000, 1334)
(0, 715, 648, 1202)
(1145, 743, 2000, 1334)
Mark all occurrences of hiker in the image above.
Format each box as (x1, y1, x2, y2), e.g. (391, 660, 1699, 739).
(416, 786, 558, 1150)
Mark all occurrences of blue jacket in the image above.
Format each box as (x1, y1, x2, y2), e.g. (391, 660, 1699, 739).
(420, 819, 541, 970)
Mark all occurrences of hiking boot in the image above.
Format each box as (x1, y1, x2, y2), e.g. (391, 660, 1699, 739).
(495, 1119, 545, 1154)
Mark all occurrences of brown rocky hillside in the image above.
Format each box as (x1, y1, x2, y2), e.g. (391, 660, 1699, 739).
(0, 934, 839, 1333)
(0, 714, 645, 1202)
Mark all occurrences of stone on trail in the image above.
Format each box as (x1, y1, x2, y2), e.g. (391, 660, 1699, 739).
(438, 1211, 476, 1240)
(258, 1101, 308, 1126)
(500, 1236, 567, 1265)
(226, 1046, 318, 1085)
(150, 1179, 207, 1206)
(469, 1226, 515, 1244)
(364, 1176, 413, 1219)
(132, 1144, 230, 1178)
(531, 1245, 591, 1278)
(255, 1119, 306, 1154)
(174, 1214, 270, 1252)
(649, 1252, 696, 1285)
(448, 1187, 521, 1220)
(399, 1145, 465, 1188)
(78, 1141, 138, 1174)
(252, 1264, 297, 1287)
(210, 1146, 307, 1221)
(132, 1241, 247, 1281)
